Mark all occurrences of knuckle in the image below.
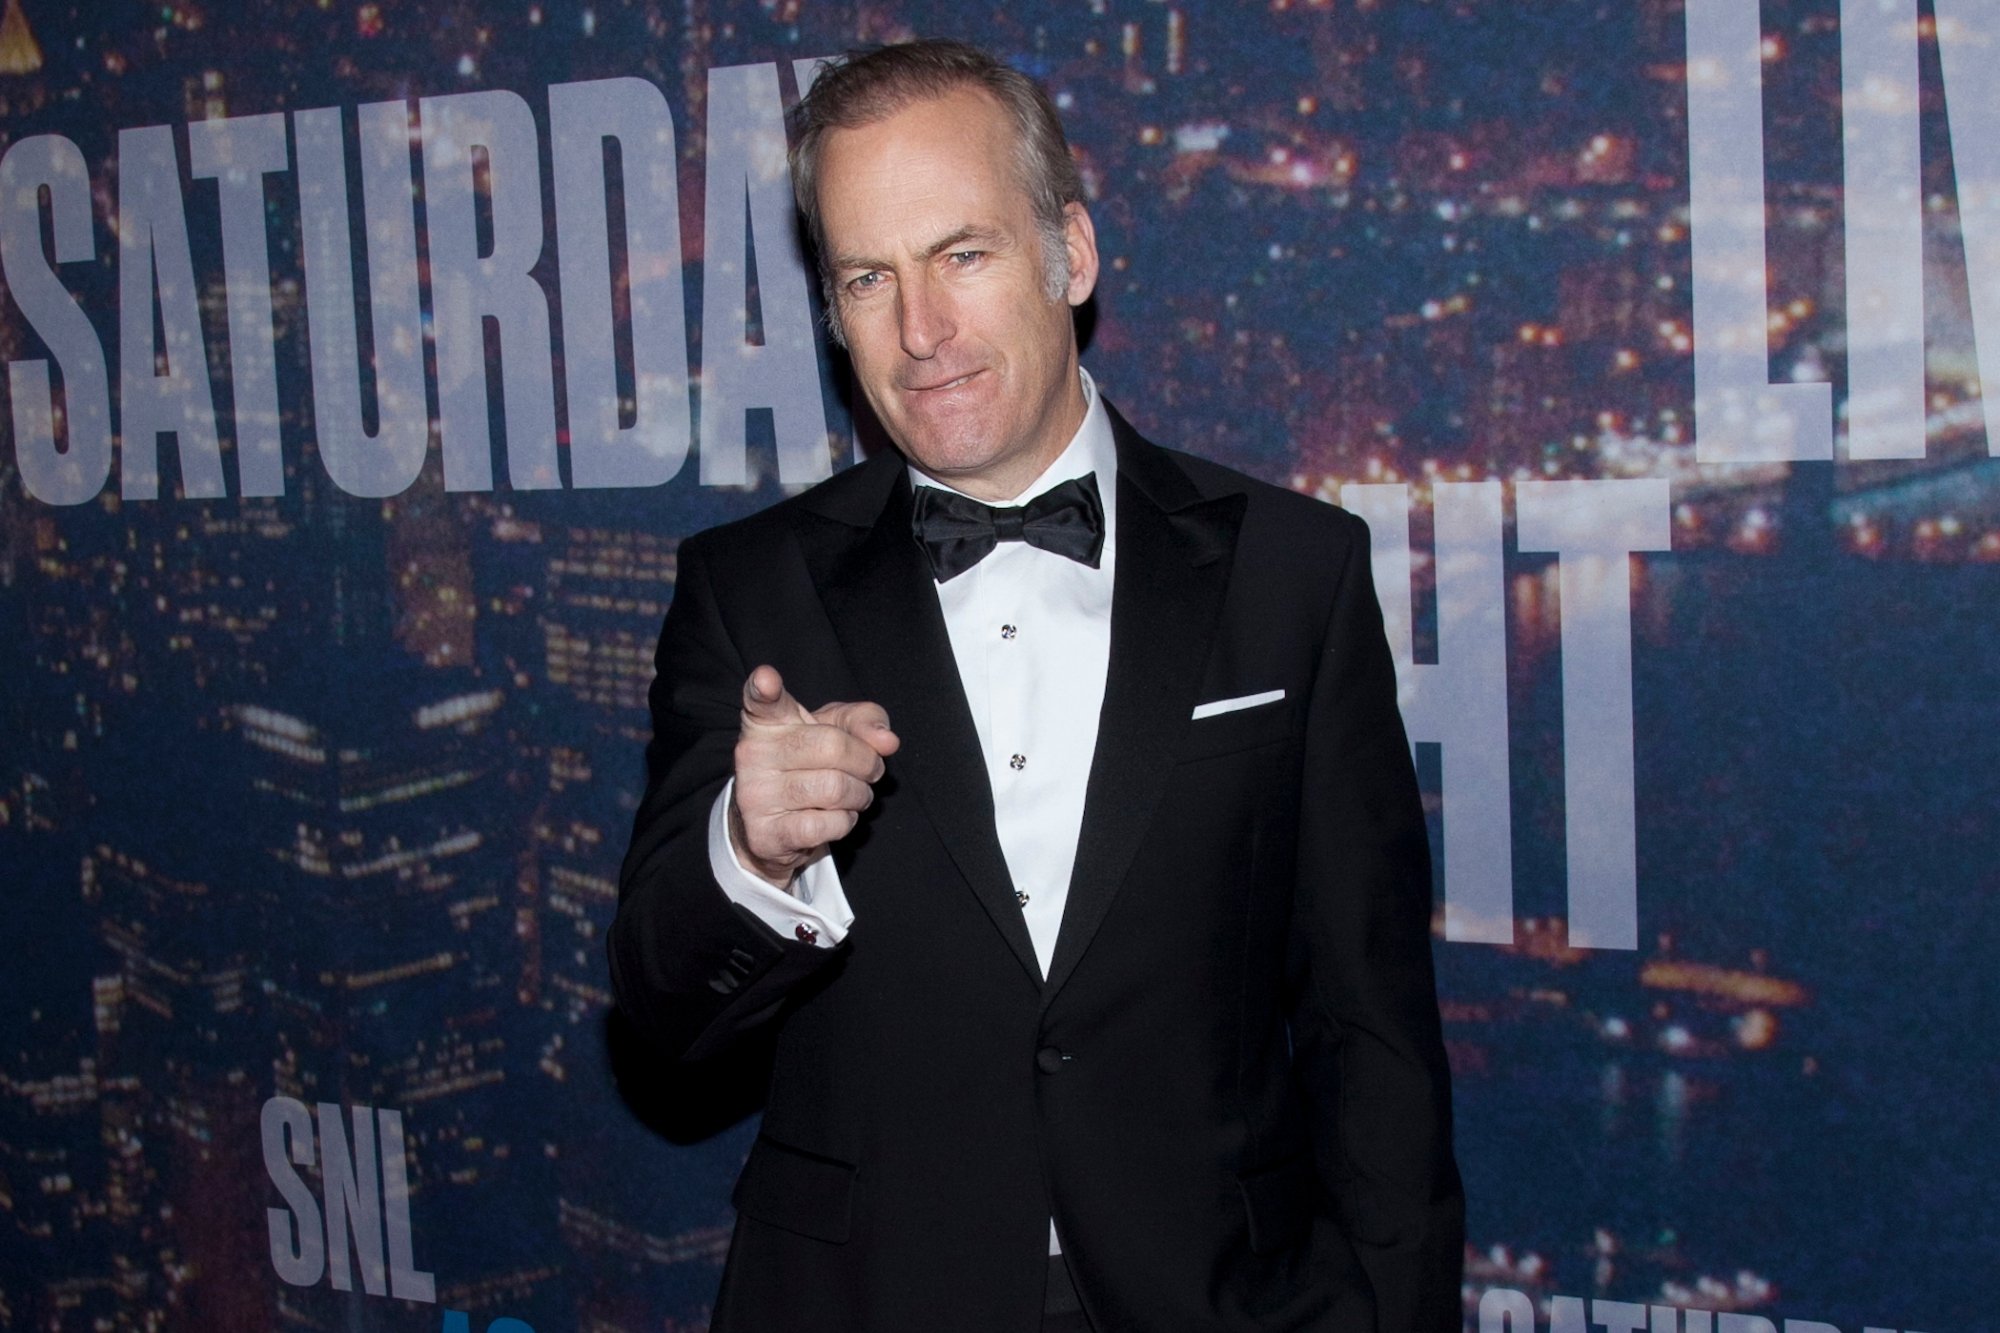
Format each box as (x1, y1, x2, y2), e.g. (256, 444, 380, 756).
(793, 812, 836, 850)
(781, 724, 822, 761)
(791, 770, 834, 807)
(772, 813, 815, 855)
(739, 729, 790, 768)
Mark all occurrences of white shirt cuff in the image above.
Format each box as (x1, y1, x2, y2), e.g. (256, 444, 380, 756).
(706, 779, 853, 948)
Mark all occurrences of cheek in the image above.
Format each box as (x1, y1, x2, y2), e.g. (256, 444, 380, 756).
(1012, 301, 1072, 373)
(841, 331, 902, 395)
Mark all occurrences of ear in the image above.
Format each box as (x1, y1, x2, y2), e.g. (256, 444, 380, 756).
(1061, 201, 1100, 307)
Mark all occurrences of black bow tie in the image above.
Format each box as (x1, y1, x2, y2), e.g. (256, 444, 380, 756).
(910, 472, 1106, 583)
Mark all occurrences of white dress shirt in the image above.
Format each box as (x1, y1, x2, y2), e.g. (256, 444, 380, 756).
(705, 370, 1117, 1256)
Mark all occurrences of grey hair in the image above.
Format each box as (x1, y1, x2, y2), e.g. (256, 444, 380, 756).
(789, 39, 1084, 343)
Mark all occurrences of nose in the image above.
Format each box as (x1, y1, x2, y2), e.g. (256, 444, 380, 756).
(897, 271, 954, 360)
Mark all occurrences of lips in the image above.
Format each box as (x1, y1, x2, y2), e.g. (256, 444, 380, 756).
(904, 369, 985, 393)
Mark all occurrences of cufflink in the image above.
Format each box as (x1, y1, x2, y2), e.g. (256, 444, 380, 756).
(794, 922, 818, 944)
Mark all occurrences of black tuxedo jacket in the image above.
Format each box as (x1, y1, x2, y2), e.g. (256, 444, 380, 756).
(610, 407, 1463, 1332)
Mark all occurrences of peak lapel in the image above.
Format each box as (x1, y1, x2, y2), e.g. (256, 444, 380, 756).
(1043, 423, 1246, 1003)
(797, 465, 1042, 985)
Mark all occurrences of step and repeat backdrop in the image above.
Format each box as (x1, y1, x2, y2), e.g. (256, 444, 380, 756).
(1, 1, 1994, 1330)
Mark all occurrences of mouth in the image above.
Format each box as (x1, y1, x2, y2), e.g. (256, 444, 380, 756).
(905, 370, 984, 393)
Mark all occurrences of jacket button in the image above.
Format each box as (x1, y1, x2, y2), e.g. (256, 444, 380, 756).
(1036, 1046, 1068, 1074)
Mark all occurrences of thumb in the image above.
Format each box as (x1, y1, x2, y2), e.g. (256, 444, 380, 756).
(740, 665, 810, 727)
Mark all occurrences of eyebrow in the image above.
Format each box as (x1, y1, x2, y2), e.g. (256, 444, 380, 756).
(830, 225, 1010, 276)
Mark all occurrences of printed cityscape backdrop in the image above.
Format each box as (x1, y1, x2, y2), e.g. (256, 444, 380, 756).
(0, 1, 1995, 1330)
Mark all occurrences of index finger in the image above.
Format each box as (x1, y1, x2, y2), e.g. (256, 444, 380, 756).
(779, 721, 892, 783)
(814, 700, 900, 756)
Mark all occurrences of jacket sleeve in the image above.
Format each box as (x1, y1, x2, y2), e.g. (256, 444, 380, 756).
(609, 533, 848, 1063)
(1290, 510, 1465, 1332)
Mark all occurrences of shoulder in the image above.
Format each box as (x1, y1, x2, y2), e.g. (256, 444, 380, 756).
(1149, 448, 1370, 617)
(1106, 398, 1368, 573)
(1155, 444, 1367, 545)
(1103, 396, 1375, 619)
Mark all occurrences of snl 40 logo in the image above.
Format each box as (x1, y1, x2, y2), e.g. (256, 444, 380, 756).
(261, 1096, 536, 1331)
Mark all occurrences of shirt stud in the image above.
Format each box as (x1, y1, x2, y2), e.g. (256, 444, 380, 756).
(1009, 753, 1027, 771)
(1000, 624, 1018, 639)
(793, 922, 818, 944)
(1015, 891, 1030, 907)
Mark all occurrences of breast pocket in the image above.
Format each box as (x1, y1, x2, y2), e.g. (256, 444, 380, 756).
(1179, 695, 1292, 762)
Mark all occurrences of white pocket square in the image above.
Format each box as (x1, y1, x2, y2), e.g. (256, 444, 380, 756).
(1190, 689, 1285, 720)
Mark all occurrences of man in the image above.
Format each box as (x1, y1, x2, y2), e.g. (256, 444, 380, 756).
(610, 39, 1462, 1333)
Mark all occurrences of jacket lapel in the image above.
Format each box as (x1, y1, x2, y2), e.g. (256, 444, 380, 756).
(1042, 414, 1246, 1002)
(796, 456, 1043, 985)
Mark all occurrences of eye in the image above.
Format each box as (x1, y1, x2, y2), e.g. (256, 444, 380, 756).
(947, 250, 985, 267)
(845, 270, 885, 296)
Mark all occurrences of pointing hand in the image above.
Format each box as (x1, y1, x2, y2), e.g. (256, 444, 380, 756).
(729, 665, 900, 888)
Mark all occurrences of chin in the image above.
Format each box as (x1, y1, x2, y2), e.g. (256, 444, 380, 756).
(896, 426, 1004, 479)
(903, 445, 999, 482)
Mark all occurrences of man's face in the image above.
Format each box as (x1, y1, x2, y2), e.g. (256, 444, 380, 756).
(814, 86, 1099, 501)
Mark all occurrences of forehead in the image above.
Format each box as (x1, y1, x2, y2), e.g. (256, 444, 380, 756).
(814, 86, 1031, 240)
